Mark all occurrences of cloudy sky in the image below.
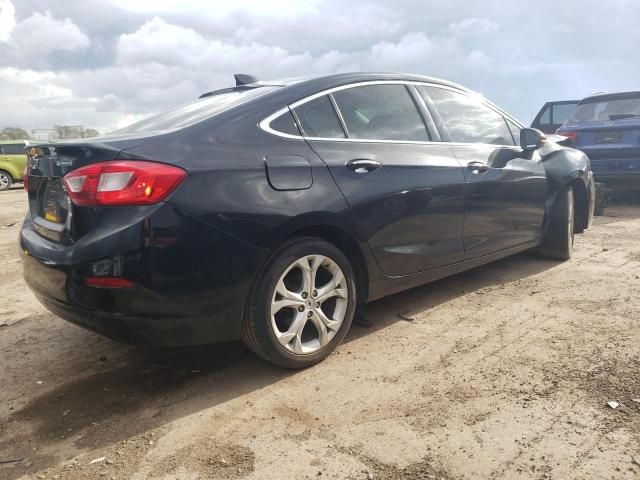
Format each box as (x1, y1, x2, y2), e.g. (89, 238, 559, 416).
(1, 0, 639, 133)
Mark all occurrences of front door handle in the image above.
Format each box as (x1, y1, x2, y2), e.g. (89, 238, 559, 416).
(346, 159, 382, 174)
(467, 161, 490, 174)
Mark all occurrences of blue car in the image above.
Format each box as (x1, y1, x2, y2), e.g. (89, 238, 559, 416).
(557, 91, 640, 186)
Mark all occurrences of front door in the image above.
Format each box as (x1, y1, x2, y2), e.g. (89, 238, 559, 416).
(417, 85, 547, 258)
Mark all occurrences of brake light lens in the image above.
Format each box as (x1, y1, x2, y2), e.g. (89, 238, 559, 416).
(23, 165, 28, 191)
(63, 160, 186, 206)
(556, 130, 577, 142)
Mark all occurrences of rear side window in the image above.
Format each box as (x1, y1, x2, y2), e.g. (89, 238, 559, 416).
(570, 94, 640, 122)
(332, 85, 430, 141)
(270, 110, 300, 136)
(420, 86, 514, 146)
(294, 96, 345, 139)
(2, 144, 25, 154)
(114, 86, 279, 134)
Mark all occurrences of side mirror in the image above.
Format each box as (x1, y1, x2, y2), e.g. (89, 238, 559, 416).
(520, 128, 547, 150)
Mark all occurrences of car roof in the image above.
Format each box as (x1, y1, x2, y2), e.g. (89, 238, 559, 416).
(202, 72, 474, 99)
(270, 72, 469, 90)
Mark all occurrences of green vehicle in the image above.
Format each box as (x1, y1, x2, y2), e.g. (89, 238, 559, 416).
(0, 140, 29, 190)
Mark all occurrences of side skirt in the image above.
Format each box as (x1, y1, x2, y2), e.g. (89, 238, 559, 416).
(367, 240, 540, 302)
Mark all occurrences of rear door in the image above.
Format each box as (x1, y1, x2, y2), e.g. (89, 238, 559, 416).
(417, 85, 547, 258)
(292, 83, 467, 276)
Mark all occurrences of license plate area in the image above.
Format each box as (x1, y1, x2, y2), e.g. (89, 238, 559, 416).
(596, 130, 621, 144)
(39, 179, 69, 225)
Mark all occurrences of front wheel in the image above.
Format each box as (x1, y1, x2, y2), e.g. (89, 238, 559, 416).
(241, 237, 357, 368)
(538, 186, 575, 260)
(0, 171, 12, 191)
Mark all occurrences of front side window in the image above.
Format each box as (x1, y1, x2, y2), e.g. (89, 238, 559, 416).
(294, 95, 345, 139)
(332, 84, 430, 141)
(506, 119, 522, 145)
(419, 86, 514, 146)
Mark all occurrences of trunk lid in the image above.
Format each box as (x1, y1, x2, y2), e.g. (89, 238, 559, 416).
(563, 119, 640, 166)
(25, 136, 149, 243)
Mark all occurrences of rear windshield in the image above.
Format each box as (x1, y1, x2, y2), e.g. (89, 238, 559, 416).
(113, 86, 278, 134)
(569, 93, 640, 122)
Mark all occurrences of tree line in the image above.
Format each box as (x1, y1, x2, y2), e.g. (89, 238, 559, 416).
(0, 126, 100, 141)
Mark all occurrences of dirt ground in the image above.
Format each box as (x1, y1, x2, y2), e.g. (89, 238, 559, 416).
(1, 186, 639, 480)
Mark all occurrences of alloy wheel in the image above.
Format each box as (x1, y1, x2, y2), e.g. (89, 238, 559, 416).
(271, 255, 348, 355)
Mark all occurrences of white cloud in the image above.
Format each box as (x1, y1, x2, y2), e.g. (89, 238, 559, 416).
(116, 17, 207, 66)
(1, 0, 640, 132)
(110, 0, 319, 19)
(0, 9, 90, 66)
(0, 0, 16, 41)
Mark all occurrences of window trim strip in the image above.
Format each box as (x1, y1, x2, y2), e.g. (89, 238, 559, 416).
(259, 80, 525, 147)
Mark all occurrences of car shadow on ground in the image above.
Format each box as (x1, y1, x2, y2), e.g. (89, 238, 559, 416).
(596, 196, 640, 225)
(0, 249, 563, 478)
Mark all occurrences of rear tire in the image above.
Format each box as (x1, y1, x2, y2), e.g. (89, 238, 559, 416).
(0, 171, 12, 191)
(538, 186, 575, 260)
(241, 237, 357, 369)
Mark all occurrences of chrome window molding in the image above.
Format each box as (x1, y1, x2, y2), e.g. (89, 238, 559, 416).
(258, 80, 525, 147)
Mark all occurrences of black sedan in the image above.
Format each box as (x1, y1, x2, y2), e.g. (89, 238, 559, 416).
(20, 73, 595, 368)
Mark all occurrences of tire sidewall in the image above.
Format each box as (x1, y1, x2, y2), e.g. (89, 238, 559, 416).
(565, 188, 575, 253)
(253, 239, 357, 368)
(0, 171, 11, 191)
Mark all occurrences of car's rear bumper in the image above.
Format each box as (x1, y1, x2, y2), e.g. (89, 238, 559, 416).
(591, 173, 639, 186)
(20, 203, 265, 346)
(588, 156, 640, 185)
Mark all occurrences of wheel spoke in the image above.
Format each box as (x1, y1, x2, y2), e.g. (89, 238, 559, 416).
(272, 279, 304, 316)
(315, 308, 341, 332)
(309, 312, 329, 346)
(309, 255, 325, 290)
(316, 269, 346, 303)
(294, 258, 314, 294)
(275, 311, 308, 352)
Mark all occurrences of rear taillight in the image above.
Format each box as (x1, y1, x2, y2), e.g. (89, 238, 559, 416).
(556, 130, 577, 142)
(63, 160, 186, 206)
(23, 165, 28, 191)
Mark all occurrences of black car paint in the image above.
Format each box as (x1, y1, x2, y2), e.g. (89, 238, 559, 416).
(20, 73, 594, 346)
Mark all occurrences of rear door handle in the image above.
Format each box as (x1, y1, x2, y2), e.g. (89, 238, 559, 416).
(346, 159, 382, 174)
(467, 161, 490, 174)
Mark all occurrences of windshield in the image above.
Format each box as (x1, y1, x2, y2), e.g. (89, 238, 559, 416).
(112, 86, 279, 134)
(569, 94, 640, 122)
